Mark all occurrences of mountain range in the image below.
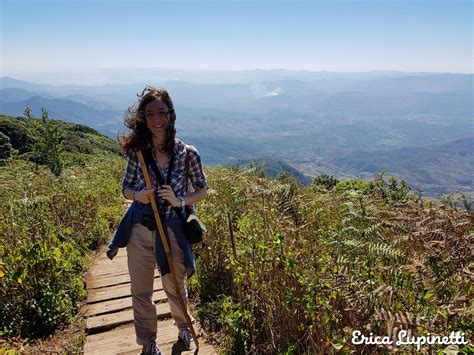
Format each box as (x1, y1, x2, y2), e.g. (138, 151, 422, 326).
(1, 71, 472, 197)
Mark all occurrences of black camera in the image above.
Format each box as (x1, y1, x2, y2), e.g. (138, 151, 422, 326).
(141, 212, 157, 231)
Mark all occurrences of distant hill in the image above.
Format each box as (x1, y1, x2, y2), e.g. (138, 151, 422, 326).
(0, 88, 55, 102)
(226, 157, 313, 185)
(0, 96, 123, 137)
(0, 115, 120, 158)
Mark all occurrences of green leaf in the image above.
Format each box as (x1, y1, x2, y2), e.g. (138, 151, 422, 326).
(423, 292, 434, 300)
(442, 344, 459, 354)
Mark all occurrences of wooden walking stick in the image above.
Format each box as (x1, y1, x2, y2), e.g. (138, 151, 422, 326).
(136, 150, 200, 351)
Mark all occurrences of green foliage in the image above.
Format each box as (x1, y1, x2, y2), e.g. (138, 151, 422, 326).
(312, 174, 339, 190)
(220, 297, 250, 354)
(0, 157, 125, 339)
(0, 132, 13, 162)
(191, 167, 473, 353)
(0, 114, 120, 160)
(333, 172, 412, 204)
(0, 115, 36, 154)
(333, 178, 373, 194)
(30, 108, 64, 176)
(372, 172, 412, 203)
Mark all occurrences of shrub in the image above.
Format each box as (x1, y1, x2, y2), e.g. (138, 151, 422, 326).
(0, 132, 13, 162)
(312, 174, 339, 190)
(0, 157, 125, 339)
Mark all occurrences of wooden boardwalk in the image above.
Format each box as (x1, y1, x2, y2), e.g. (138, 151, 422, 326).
(83, 248, 218, 354)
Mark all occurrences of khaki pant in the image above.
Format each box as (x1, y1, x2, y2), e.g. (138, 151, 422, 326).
(127, 223, 194, 346)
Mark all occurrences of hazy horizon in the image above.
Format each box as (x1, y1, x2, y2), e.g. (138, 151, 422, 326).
(2, 0, 472, 85)
(2, 68, 472, 86)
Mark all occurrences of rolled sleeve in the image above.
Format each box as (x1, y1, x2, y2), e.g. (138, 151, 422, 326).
(122, 152, 139, 193)
(187, 145, 208, 190)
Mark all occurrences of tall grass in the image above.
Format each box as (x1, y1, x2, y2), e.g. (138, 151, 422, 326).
(192, 167, 473, 353)
(0, 157, 125, 339)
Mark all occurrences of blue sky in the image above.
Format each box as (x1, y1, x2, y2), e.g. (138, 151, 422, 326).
(1, 0, 472, 82)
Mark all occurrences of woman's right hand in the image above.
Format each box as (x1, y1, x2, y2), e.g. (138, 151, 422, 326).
(133, 188, 155, 204)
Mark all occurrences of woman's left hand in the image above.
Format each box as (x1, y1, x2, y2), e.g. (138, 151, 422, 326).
(158, 185, 180, 207)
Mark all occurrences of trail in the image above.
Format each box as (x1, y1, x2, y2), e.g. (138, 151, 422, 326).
(83, 246, 217, 354)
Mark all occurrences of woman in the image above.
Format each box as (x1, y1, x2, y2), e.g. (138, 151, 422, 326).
(107, 87, 208, 354)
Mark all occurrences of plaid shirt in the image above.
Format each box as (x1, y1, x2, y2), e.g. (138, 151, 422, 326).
(122, 139, 208, 220)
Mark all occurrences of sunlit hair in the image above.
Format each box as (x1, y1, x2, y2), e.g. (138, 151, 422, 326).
(118, 86, 177, 156)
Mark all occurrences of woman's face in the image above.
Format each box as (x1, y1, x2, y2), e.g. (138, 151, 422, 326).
(144, 98, 170, 137)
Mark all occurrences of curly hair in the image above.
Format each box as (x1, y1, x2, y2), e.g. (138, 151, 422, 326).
(118, 87, 177, 156)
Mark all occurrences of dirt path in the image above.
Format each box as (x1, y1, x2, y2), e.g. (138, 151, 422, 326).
(83, 249, 218, 354)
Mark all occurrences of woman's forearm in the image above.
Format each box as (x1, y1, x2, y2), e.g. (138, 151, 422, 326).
(124, 186, 207, 206)
(184, 188, 207, 206)
(123, 187, 135, 201)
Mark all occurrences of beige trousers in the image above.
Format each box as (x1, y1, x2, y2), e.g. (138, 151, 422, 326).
(127, 223, 194, 346)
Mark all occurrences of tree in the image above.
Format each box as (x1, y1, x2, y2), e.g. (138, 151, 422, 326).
(27, 107, 64, 176)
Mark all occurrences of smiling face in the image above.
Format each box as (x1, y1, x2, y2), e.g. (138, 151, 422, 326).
(144, 98, 170, 138)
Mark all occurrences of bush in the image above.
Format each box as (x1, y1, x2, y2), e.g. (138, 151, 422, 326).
(312, 174, 339, 190)
(0, 132, 13, 162)
(0, 157, 125, 339)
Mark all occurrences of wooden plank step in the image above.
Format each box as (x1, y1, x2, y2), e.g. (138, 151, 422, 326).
(86, 303, 171, 334)
(84, 322, 143, 354)
(87, 271, 160, 290)
(87, 273, 132, 290)
(87, 278, 163, 304)
(85, 290, 167, 317)
(84, 320, 216, 354)
(87, 263, 128, 279)
(96, 253, 128, 262)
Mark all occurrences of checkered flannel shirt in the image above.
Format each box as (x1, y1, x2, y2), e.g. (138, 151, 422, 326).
(122, 139, 208, 220)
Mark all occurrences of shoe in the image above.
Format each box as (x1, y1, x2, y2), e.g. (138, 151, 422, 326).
(178, 328, 196, 350)
(142, 340, 162, 355)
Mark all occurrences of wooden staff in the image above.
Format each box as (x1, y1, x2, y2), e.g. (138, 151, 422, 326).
(136, 150, 199, 350)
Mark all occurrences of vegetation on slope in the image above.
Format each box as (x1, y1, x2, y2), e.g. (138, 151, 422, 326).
(191, 168, 473, 353)
(0, 114, 119, 166)
(0, 112, 124, 349)
(227, 158, 313, 185)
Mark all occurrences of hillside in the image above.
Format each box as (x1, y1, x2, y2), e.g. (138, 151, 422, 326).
(0, 97, 123, 137)
(0, 114, 120, 159)
(226, 157, 313, 185)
